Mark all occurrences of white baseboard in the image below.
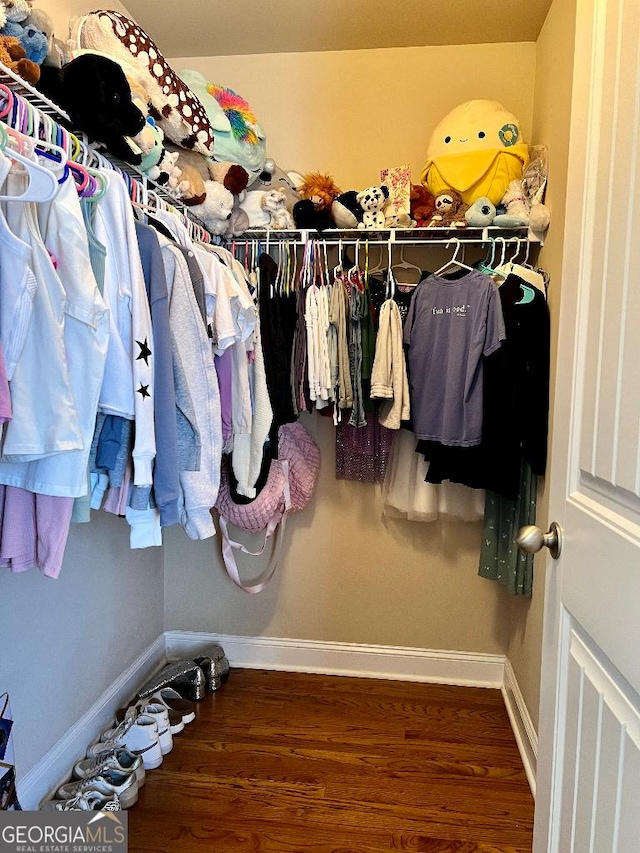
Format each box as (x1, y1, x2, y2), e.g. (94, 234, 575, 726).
(164, 631, 506, 688)
(502, 657, 538, 797)
(18, 636, 166, 810)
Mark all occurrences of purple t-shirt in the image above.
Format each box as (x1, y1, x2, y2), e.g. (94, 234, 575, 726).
(403, 270, 505, 446)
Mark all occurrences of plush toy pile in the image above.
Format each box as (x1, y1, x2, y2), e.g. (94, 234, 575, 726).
(15, 11, 550, 241)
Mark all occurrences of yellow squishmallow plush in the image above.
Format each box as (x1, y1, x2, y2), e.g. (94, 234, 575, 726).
(420, 100, 529, 206)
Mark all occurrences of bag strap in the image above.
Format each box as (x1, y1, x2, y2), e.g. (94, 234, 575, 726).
(217, 461, 292, 594)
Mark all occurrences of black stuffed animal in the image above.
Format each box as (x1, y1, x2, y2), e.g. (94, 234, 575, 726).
(332, 191, 365, 229)
(36, 54, 145, 164)
(293, 198, 335, 232)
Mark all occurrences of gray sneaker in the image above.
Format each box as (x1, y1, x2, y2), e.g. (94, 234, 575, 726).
(41, 792, 121, 811)
(73, 748, 145, 787)
(57, 768, 138, 809)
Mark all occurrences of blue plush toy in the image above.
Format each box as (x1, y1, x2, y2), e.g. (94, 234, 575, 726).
(1, 0, 48, 65)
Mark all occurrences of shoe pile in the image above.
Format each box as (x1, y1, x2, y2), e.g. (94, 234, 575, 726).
(40, 645, 229, 812)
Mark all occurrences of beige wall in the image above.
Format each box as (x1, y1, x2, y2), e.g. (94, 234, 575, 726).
(47, 0, 133, 44)
(504, 0, 577, 731)
(170, 43, 536, 189)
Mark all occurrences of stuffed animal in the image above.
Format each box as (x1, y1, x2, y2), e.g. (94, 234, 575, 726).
(25, 6, 70, 68)
(189, 180, 235, 235)
(299, 172, 342, 211)
(384, 211, 413, 229)
(175, 162, 207, 205)
(70, 11, 215, 156)
(207, 160, 249, 196)
(163, 143, 249, 197)
(493, 179, 551, 233)
(421, 100, 529, 206)
(220, 192, 250, 239)
(332, 190, 364, 229)
(292, 198, 335, 232)
(239, 190, 271, 228)
(36, 54, 146, 164)
(261, 189, 295, 229)
(152, 149, 182, 188)
(137, 118, 173, 183)
(410, 184, 436, 227)
(0, 34, 39, 84)
(177, 70, 267, 182)
(427, 191, 469, 228)
(357, 185, 389, 229)
(493, 180, 530, 227)
(22, 6, 59, 65)
(465, 197, 497, 227)
(1, 0, 48, 65)
(246, 158, 303, 212)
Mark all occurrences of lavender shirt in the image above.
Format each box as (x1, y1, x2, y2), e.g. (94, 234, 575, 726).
(403, 270, 505, 446)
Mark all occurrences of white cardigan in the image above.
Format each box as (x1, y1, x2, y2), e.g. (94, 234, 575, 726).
(370, 299, 410, 430)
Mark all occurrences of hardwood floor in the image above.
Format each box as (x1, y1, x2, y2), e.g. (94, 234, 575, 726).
(127, 669, 534, 852)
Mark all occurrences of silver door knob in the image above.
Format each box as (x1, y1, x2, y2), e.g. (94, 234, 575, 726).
(516, 521, 562, 559)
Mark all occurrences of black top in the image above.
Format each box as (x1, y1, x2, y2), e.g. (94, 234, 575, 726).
(258, 253, 299, 457)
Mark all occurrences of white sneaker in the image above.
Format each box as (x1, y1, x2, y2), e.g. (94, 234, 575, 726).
(132, 703, 173, 754)
(57, 768, 138, 809)
(41, 792, 121, 811)
(88, 715, 163, 770)
(151, 687, 196, 725)
(73, 748, 145, 788)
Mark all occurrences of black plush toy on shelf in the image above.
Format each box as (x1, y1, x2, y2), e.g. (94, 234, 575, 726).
(35, 54, 145, 164)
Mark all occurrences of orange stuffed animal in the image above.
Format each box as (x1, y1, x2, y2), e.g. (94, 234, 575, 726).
(0, 35, 40, 85)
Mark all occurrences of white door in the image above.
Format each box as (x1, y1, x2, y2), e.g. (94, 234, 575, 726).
(533, 0, 640, 849)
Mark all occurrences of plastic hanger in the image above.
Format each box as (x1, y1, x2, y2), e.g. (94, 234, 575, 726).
(367, 240, 385, 277)
(475, 237, 497, 275)
(434, 238, 474, 276)
(391, 245, 422, 285)
(0, 123, 59, 203)
(495, 237, 545, 292)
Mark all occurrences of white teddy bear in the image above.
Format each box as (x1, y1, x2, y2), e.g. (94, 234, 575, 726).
(261, 188, 295, 229)
(356, 185, 390, 229)
(189, 180, 235, 235)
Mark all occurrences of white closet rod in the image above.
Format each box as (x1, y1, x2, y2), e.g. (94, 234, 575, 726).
(244, 230, 534, 248)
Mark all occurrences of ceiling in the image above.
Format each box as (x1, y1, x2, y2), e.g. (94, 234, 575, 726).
(123, 0, 554, 58)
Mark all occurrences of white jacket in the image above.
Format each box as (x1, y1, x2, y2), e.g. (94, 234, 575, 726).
(94, 172, 156, 485)
(370, 299, 410, 429)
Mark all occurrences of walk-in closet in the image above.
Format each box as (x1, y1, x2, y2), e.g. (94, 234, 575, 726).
(2, 0, 640, 848)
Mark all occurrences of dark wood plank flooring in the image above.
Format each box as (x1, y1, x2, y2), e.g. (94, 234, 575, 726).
(127, 669, 534, 852)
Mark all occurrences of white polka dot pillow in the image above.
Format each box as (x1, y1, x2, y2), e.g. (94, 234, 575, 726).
(70, 11, 215, 156)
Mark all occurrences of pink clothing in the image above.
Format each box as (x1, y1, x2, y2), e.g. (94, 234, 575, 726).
(103, 458, 132, 516)
(0, 486, 74, 579)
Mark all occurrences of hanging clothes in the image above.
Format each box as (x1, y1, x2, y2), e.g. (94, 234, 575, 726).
(259, 252, 298, 455)
(383, 429, 485, 523)
(336, 410, 393, 485)
(370, 298, 410, 430)
(403, 269, 505, 447)
(135, 221, 180, 528)
(93, 171, 156, 487)
(479, 459, 537, 596)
